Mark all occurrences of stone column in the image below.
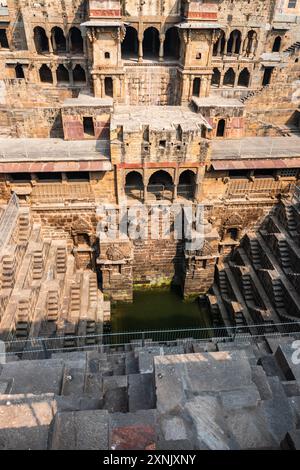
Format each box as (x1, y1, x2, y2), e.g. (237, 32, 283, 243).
(173, 167, 179, 201)
(159, 34, 165, 62)
(112, 76, 117, 100)
(232, 33, 237, 54)
(138, 35, 143, 63)
(119, 75, 124, 103)
(69, 67, 74, 86)
(100, 75, 105, 97)
(189, 74, 194, 100)
(51, 64, 57, 86)
(234, 69, 239, 87)
(47, 31, 53, 54)
(143, 172, 148, 203)
(220, 70, 225, 87)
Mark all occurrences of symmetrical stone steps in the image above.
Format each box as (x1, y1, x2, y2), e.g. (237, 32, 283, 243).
(55, 245, 67, 274)
(0, 209, 105, 342)
(284, 41, 300, 54)
(211, 202, 300, 328)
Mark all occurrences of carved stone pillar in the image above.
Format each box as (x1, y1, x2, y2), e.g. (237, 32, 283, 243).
(138, 35, 143, 63)
(159, 34, 165, 62)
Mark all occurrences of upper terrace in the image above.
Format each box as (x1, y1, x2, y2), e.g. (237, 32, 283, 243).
(0, 138, 112, 173)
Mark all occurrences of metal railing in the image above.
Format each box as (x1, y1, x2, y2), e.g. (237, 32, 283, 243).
(125, 185, 144, 200)
(225, 180, 292, 199)
(125, 184, 195, 201)
(147, 184, 174, 201)
(1, 320, 300, 361)
(0, 193, 19, 250)
(177, 184, 195, 200)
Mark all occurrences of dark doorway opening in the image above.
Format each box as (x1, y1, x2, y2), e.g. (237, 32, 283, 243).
(272, 36, 281, 53)
(69, 27, 83, 54)
(0, 29, 9, 49)
(224, 68, 235, 87)
(15, 64, 25, 79)
(56, 64, 69, 84)
(143, 27, 160, 59)
(262, 67, 274, 86)
(121, 26, 138, 59)
(216, 119, 226, 137)
(238, 68, 250, 87)
(73, 64, 86, 83)
(164, 27, 180, 60)
(34, 27, 49, 54)
(51, 27, 66, 54)
(211, 68, 221, 87)
(192, 78, 201, 97)
(105, 77, 113, 97)
(39, 64, 53, 83)
(83, 117, 95, 137)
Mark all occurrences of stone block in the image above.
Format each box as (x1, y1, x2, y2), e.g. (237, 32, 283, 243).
(109, 410, 157, 451)
(51, 410, 109, 450)
(0, 359, 64, 395)
(0, 393, 57, 450)
(155, 351, 253, 414)
(220, 385, 261, 411)
(128, 373, 155, 412)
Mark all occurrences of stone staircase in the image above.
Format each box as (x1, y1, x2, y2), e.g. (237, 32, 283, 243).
(210, 200, 300, 326)
(0, 210, 105, 343)
(284, 41, 300, 54)
(277, 239, 291, 271)
(55, 245, 67, 274)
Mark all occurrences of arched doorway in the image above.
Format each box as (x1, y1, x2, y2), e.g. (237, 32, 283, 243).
(56, 64, 69, 84)
(216, 119, 226, 137)
(73, 65, 86, 84)
(69, 27, 83, 54)
(15, 64, 25, 79)
(51, 27, 66, 54)
(34, 27, 49, 54)
(211, 68, 221, 87)
(143, 27, 160, 59)
(39, 64, 53, 83)
(223, 68, 235, 87)
(262, 67, 274, 86)
(272, 36, 281, 53)
(148, 170, 174, 200)
(125, 171, 144, 200)
(213, 31, 225, 56)
(164, 27, 180, 60)
(178, 170, 196, 200)
(227, 30, 242, 55)
(121, 26, 138, 59)
(245, 30, 257, 56)
(238, 68, 250, 87)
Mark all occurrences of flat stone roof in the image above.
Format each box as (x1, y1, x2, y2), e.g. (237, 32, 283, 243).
(63, 94, 113, 108)
(176, 22, 221, 29)
(112, 105, 212, 132)
(211, 136, 300, 170)
(0, 138, 112, 173)
(81, 20, 123, 27)
(193, 96, 244, 108)
(212, 136, 300, 160)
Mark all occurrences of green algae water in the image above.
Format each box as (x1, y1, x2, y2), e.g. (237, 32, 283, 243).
(111, 287, 212, 333)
